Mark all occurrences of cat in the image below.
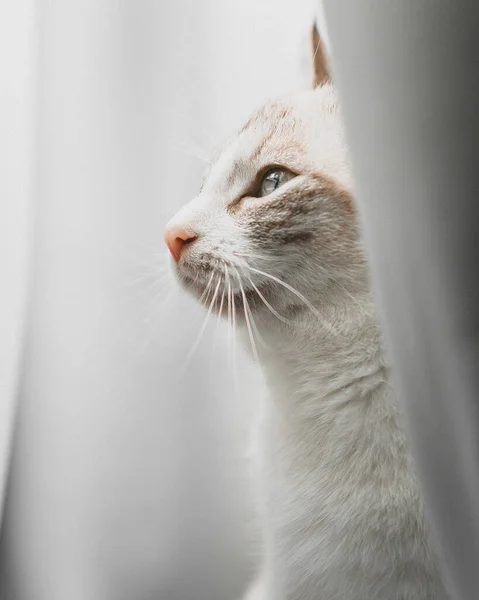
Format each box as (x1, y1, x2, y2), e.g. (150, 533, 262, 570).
(164, 23, 449, 600)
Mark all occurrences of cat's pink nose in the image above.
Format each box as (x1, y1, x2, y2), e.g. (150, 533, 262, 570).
(164, 223, 197, 261)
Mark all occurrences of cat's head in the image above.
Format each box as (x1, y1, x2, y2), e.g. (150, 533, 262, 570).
(164, 26, 367, 327)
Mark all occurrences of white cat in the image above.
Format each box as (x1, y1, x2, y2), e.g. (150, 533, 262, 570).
(164, 25, 449, 600)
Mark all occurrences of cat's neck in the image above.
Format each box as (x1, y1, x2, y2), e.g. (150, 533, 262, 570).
(243, 292, 387, 419)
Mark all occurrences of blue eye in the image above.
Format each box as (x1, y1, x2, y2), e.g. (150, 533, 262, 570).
(259, 168, 295, 197)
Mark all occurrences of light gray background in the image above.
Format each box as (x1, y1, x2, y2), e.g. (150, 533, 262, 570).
(0, 1, 322, 599)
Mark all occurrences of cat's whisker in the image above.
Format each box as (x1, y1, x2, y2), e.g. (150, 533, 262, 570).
(120, 254, 170, 297)
(243, 265, 318, 315)
(198, 270, 215, 305)
(217, 281, 226, 321)
(109, 271, 178, 357)
(243, 264, 338, 337)
(103, 284, 182, 399)
(132, 285, 171, 361)
(122, 270, 170, 302)
(136, 285, 174, 328)
(108, 234, 168, 268)
(212, 279, 226, 358)
(235, 273, 260, 363)
(226, 266, 232, 348)
(245, 294, 267, 353)
(248, 277, 294, 325)
(180, 275, 221, 374)
(229, 273, 242, 403)
(225, 267, 233, 367)
(210, 283, 224, 379)
(123, 270, 166, 291)
(245, 296, 267, 348)
(232, 266, 268, 351)
(306, 259, 355, 302)
(330, 277, 362, 309)
(125, 255, 169, 276)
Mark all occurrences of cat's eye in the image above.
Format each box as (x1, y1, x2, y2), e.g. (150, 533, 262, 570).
(258, 168, 295, 197)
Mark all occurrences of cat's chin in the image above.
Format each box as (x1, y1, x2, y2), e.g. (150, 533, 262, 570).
(175, 269, 274, 319)
(199, 285, 266, 318)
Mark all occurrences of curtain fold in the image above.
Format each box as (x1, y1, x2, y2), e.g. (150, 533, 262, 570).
(322, 2, 479, 598)
(0, 0, 36, 522)
(0, 1, 315, 598)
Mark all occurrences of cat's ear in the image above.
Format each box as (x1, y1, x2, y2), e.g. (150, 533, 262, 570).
(311, 21, 330, 88)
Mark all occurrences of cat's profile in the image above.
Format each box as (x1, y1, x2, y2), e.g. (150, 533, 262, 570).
(164, 23, 449, 600)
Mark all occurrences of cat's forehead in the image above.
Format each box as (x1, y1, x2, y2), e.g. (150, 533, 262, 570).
(203, 85, 346, 196)
(239, 99, 299, 137)
(240, 85, 340, 147)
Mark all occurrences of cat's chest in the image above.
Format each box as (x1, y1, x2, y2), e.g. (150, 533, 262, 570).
(264, 457, 394, 600)
(256, 385, 439, 600)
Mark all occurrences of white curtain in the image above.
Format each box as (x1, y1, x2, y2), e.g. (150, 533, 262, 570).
(0, 1, 318, 598)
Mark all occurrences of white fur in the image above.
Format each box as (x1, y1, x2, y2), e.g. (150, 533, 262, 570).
(166, 85, 449, 600)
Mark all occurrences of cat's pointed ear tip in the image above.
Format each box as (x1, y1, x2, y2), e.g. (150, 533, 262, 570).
(310, 19, 330, 88)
